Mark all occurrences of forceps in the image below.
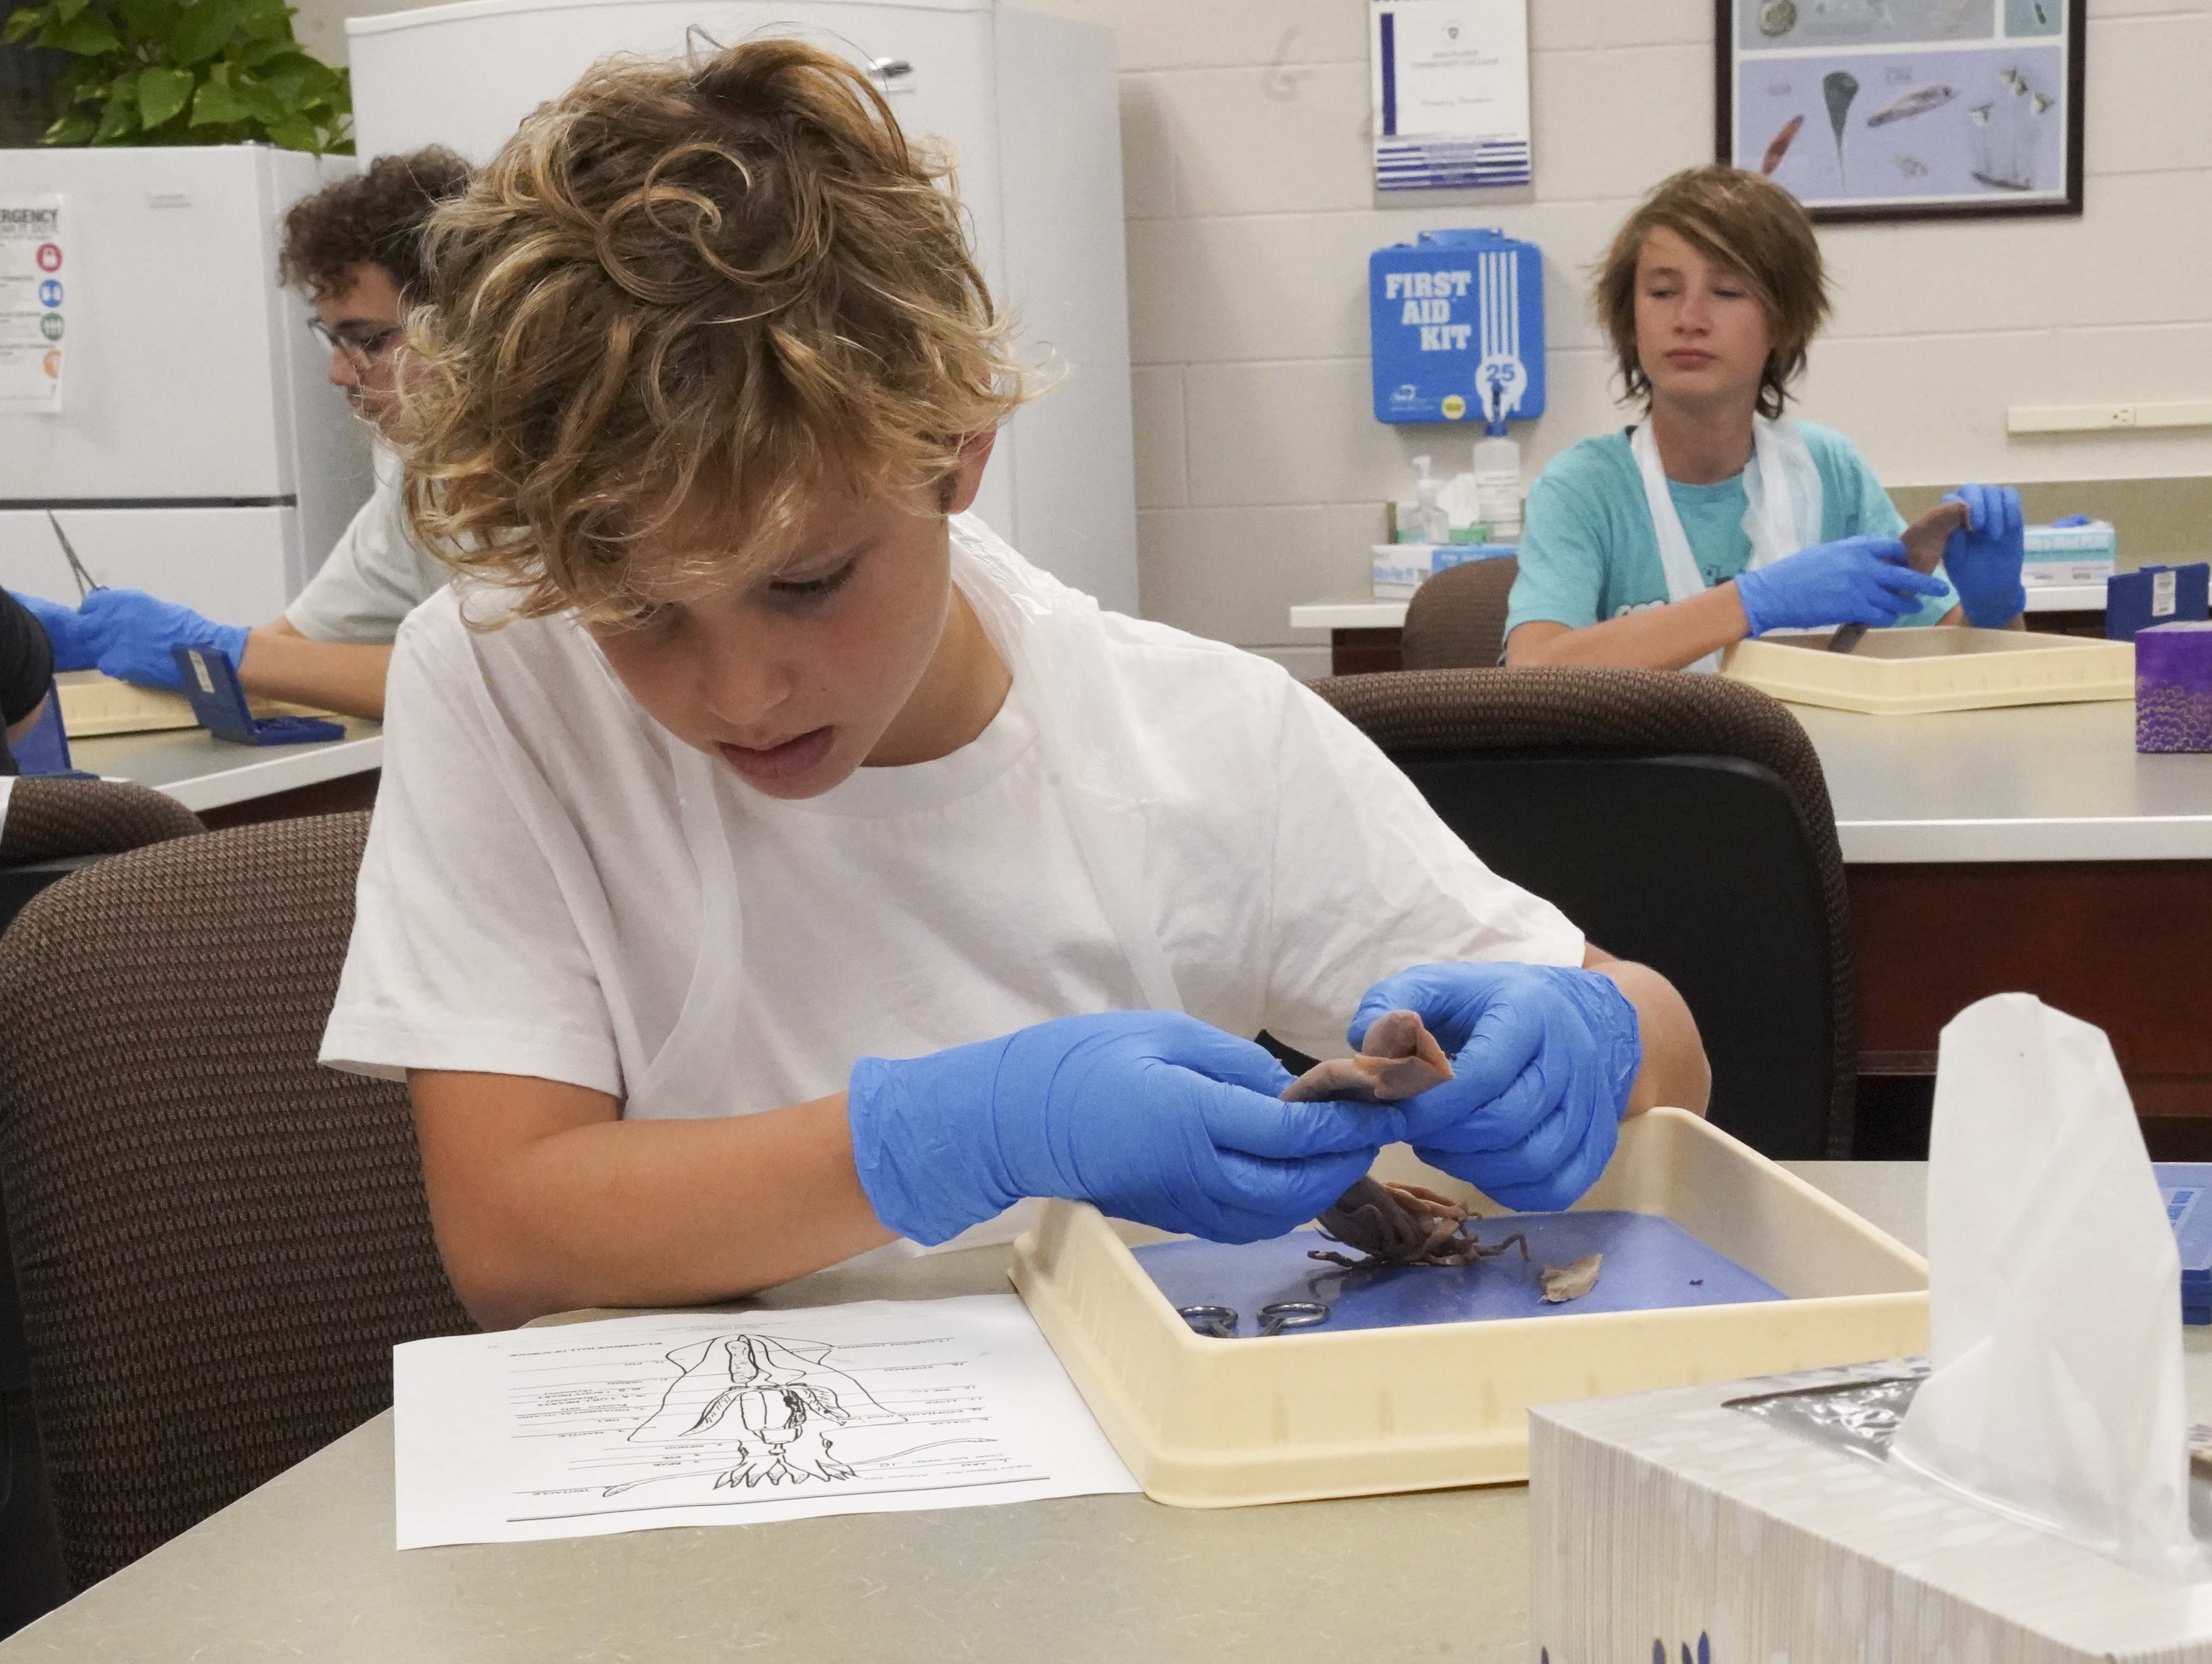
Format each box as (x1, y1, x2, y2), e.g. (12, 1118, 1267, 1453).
(1176, 1300, 1331, 1339)
(46, 511, 102, 599)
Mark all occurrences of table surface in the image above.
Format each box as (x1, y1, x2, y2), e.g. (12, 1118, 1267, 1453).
(1289, 584, 2108, 632)
(6, 1163, 2206, 1664)
(1286, 596, 2212, 865)
(70, 720, 382, 813)
(1795, 699, 2212, 864)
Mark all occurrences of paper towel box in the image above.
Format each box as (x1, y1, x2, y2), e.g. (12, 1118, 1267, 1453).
(1530, 1359, 2212, 1663)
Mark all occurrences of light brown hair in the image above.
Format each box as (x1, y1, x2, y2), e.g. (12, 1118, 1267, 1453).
(390, 39, 1026, 625)
(1594, 165, 1830, 419)
(278, 147, 474, 302)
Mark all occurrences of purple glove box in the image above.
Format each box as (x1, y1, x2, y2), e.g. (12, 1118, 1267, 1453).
(2137, 620, 2212, 753)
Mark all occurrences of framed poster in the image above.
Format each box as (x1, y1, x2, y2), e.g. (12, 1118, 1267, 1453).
(1716, 0, 2085, 223)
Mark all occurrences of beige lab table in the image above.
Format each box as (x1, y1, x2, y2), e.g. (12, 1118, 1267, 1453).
(70, 718, 381, 828)
(4, 1164, 2207, 1664)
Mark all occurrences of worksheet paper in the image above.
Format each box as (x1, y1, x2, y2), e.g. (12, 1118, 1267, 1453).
(393, 1295, 1138, 1548)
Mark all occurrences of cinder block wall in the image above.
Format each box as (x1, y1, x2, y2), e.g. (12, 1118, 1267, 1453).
(298, 0, 2212, 674)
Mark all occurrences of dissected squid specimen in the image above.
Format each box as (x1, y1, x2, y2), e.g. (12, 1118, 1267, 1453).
(1280, 1010, 1602, 1300)
(1824, 496, 1973, 654)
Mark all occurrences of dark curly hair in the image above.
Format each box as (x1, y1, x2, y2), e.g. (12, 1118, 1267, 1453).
(278, 147, 475, 302)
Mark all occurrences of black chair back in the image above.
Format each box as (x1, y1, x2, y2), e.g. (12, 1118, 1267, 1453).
(1314, 667, 1854, 1159)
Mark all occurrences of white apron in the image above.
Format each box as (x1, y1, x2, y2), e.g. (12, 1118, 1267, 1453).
(1629, 414, 1824, 673)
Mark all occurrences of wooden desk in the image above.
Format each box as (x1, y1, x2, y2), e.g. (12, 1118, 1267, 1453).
(70, 721, 381, 829)
(1795, 700, 2212, 1153)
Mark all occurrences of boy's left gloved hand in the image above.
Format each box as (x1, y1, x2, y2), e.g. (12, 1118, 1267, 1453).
(1940, 482, 2027, 628)
(1349, 961, 1641, 1213)
(11, 591, 98, 671)
(76, 588, 250, 691)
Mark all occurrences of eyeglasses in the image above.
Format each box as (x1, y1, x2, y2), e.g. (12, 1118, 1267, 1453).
(306, 315, 403, 367)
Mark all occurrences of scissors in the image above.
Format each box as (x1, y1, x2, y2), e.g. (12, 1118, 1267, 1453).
(46, 511, 103, 599)
(1176, 1300, 1331, 1339)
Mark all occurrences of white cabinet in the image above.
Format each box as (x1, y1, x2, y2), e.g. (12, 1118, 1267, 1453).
(349, 0, 1135, 613)
(0, 145, 373, 614)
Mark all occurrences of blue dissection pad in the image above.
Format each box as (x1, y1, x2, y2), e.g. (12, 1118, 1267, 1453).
(1133, 1210, 1784, 1336)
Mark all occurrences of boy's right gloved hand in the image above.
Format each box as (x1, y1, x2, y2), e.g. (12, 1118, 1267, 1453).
(848, 1012, 1390, 1246)
(1733, 534, 1950, 635)
(75, 588, 250, 691)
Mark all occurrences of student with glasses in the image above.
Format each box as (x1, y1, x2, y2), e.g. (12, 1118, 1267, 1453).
(16, 149, 472, 720)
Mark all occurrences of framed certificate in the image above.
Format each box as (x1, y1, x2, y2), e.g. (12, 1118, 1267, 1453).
(1370, 0, 1532, 192)
(1716, 0, 2085, 223)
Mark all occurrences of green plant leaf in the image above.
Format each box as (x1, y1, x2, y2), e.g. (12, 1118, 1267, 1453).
(39, 6, 120, 53)
(249, 48, 331, 98)
(90, 85, 139, 142)
(263, 109, 315, 150)
(41, 110, 98, 143)
(2, 8, 47, 45)
(188, 57, 245, 122)
(167, 0, 239, 63)
(234, 0, 288, 41)
(225, 66, 283, 123)
(134, 63, 192, 127)
(52, 0, 88, 22)
(117, 0, 179, 40)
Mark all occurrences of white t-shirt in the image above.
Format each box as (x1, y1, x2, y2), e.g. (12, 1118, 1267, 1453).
(284, 446, 449, 643)
(321, 519, 1583, 1245)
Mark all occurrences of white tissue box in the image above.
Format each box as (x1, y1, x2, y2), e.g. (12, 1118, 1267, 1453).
(1530, 1359, 2212, 1662)
(2024, 520, 2118, 588)
(1370, 541, 1516, 600)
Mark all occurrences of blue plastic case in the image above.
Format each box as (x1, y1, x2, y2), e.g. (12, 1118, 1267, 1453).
(173, 646, 345, 747)
(1369, 229, 1545, 426)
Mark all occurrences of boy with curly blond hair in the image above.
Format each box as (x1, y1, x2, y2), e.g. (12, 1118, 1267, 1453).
(321, 40, 1707, 1328)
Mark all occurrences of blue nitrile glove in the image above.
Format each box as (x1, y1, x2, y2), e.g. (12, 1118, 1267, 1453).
(1349, 963, 1642, 1213)
(11, 591, 98, 671)
(1732, 535, 1951, 636)
(76, 588, 250, 691)
(1940, 482, 2027, 628)
(848, 1011, 1392, 1246)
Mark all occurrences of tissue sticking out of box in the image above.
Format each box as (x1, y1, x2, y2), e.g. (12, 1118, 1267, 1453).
(1887, 993, 2202, 1580)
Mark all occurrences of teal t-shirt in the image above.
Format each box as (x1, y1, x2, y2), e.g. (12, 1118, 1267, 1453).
(1504, 421, 1956, 639)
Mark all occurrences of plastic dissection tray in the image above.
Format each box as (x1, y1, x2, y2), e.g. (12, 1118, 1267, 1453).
(1008, 1108, 1927, 1508)
(1721, 626, 2133, 716)
(54, 670, 198, 737)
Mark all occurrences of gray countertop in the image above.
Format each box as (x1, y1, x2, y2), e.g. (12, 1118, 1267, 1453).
(1795, 699, 2212, 864)
(71, 720, 381, 813)
(5, 1163, 2203, 1664)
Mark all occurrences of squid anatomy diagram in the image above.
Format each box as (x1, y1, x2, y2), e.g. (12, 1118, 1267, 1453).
(619, 1333, 897, 1491)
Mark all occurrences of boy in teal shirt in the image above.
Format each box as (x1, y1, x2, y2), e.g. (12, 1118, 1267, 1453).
(1505, 168, 2024, 672)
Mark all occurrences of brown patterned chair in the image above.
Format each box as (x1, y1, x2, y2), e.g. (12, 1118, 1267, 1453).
(0, 811, 470, 1597)
(1312, 667, 1855, 1160)
(1399, 555, 1519, 671)
(0, 775, 208, 1631)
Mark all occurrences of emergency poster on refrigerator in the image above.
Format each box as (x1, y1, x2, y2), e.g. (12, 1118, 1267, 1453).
(0, 195, 66, 412)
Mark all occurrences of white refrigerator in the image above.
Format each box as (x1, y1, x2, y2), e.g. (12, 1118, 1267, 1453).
(348, 0, 1137, 615)
(0, 145, 373, 623)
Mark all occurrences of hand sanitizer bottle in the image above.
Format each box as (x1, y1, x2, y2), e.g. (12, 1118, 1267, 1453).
(1473, 418, 1522, 543)
(1409, 455, 1451, 545)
